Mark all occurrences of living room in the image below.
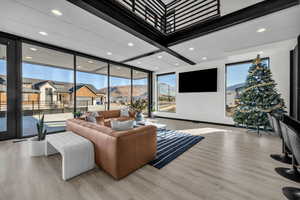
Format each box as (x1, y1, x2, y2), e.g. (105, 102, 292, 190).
(0, 0, 300, 199)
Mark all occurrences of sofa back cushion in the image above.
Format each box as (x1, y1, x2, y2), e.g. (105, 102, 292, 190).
(99, 110, 120, 119)
(69, 119, 114, 136)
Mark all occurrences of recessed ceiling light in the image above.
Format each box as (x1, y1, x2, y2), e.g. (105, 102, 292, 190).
(174, 63, 179, 66)
(25, 56, 32, 59)
(202, 57, 207, 60)
(257, 28, 266, 33)
(189, 47, 194, 51)
(51, 9, 63, 16)
(135, 71, 139, 74)
(137, 61, 141, 64)
(154, 67, 159, 70)
(259, 51, 264, 54)
(29, 47, 37, 51)
(87, 60, 94, 64)
(117, 67, 121, 70)
(107, 52, 112, 56)
(128, 42, 134, 47)
(157, 55, 162, 59)
(39, 31, 48, 36)
(77, 65, 81, 68)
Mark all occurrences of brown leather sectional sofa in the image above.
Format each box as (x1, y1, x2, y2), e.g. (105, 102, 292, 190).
(66, 112, 157, 179)
(98, 110, 136, 127)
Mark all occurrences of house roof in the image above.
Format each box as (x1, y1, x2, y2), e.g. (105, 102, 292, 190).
(0, 74, 105, 94)
(33, 81, 57, 90)
(69, 84, 103, 95)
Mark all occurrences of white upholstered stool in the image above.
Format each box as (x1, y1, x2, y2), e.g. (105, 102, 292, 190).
(45, 131, 95, 180)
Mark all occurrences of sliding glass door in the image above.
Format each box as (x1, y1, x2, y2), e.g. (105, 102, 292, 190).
(21, 43, 74, 137)
(0, 32, 152, 140)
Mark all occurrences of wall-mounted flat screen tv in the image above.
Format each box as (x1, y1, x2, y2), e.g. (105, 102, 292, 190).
(179, 68, 217, 93)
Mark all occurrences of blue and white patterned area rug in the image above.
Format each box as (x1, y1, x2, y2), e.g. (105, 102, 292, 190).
(149, 129, 205, 169)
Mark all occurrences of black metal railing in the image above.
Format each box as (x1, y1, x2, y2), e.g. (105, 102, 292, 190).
(166, 0, 220, 33)
(117, 0, 220, 34)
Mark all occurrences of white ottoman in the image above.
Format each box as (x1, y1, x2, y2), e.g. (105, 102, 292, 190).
(45, 131, 95, 180)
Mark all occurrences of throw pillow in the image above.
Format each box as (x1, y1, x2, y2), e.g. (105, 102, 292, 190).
(86, 115, 96, 123)
(111, 120, 134, 131)
(120, 108, 130, 117)
(84, 111, 99, 123)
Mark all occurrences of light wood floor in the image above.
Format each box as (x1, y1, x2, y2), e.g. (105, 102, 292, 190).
(1, 118, 299, 200)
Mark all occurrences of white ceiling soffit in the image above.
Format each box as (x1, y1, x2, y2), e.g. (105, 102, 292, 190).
(126, 51, 188, 71)
(220, 0, 264, 16)
(0, 0, 158, 62)
(170, 6, 300, 64)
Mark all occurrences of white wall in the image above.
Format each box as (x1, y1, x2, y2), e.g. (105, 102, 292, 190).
(154, 39, 297, 125)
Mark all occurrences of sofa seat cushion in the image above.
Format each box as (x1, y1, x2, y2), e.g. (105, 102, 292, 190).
(111, 120, 134, 131)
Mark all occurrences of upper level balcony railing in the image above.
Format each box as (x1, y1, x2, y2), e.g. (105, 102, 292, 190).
(117, 0, 220, 34)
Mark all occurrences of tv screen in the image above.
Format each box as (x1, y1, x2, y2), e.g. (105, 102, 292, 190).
(179, 68, 217, 93)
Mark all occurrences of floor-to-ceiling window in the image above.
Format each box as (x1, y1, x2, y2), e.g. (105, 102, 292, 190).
(0, 32, 152, 139)
(157, 73, 176, 112)
(0, 44, 7, 133)
(225, 58, 270, 117)
(132, 69, 149, 114)
(22, 43, 74, 137)
(109, 64, 131, 110)
(75, 56, 108, 112)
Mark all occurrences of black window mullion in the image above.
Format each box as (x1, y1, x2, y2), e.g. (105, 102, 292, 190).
(107, 63, 110, 110)
(73, 55, 76, 115)
(131, 68, 133, 104)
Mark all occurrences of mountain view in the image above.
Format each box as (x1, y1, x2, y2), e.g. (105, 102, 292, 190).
(98, 85, 147, 98)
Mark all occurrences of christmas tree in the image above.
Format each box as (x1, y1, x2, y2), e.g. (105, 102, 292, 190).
(233, 55, 286, 133)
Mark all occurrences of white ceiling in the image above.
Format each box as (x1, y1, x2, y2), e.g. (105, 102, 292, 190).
(0, 0, 299, 72)
(126, 5, 300, 71)
(170, 6, 300, 64)
(0, 0, 158, 62)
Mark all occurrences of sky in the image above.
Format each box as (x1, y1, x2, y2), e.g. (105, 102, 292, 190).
(157, 73, 176, 87)
(0, 60, 147, 89)
(226, 59, 269, 87)
(0, 59, 268, 89)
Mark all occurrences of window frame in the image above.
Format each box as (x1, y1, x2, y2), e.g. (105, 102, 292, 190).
(225, 57, 270, 117)
(156, 72, 176, 113)
(0, 30, 153, 139)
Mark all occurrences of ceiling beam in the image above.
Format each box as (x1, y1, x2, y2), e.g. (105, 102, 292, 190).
(166, 0, 300, 46)
(66, 0, 196, 65)
(121, 50, 162, 63)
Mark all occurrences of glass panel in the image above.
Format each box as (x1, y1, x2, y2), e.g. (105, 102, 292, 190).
(22, 43, 74, 137)
(225, 58, 269, 117)
(76, 56, 108, 112)
(157, 73, 176, 112)
(0, 44, 7, 132)
(132, 70, 148, 114)
(109, 65, 131, 110)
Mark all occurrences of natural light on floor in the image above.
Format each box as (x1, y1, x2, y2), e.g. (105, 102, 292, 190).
(177, 127, 231, 135)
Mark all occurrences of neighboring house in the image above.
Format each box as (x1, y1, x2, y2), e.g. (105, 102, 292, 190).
(0, 75, 106, 108)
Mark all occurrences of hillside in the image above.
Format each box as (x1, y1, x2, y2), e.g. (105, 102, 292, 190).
(99, 85, 147, 98)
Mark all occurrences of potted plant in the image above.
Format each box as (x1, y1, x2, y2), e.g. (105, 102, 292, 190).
(28, 114, 47, 157)
(129, 99, 148, 122)
(73, 111, 83, 118)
